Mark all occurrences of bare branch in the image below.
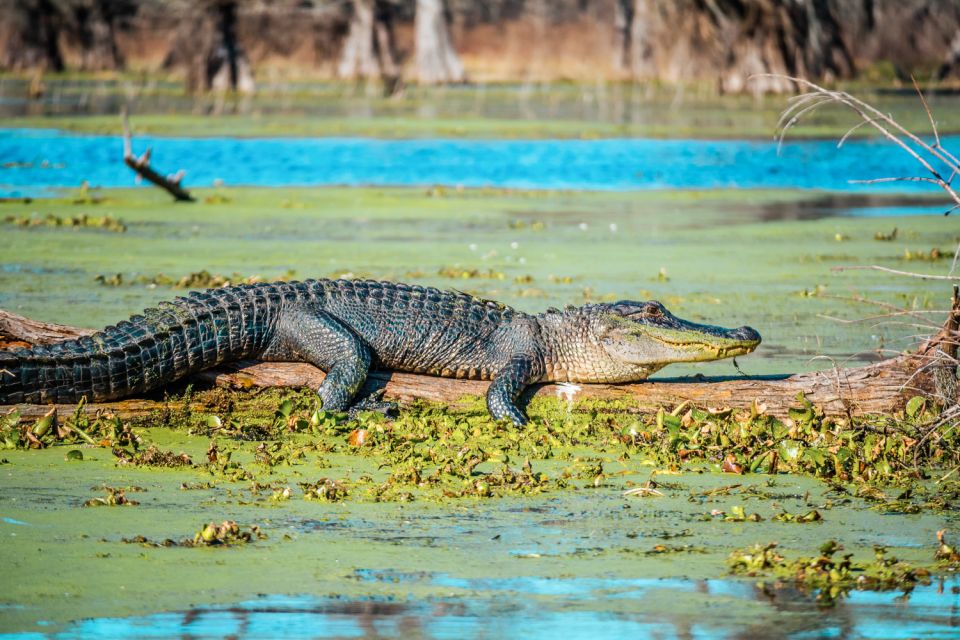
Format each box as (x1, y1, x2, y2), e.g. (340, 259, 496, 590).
(830, 265, 960, 281)
(850, 176, 943, 186)
(837, 117, 877, 148)
(760, 74, 960, 209)
(911, 75, 941, 150)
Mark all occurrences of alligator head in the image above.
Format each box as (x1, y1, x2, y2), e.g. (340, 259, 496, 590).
(598, 299, 760, 367)
(539, 300, 761, 383)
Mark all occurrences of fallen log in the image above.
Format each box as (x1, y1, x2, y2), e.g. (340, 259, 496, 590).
(1, 298, 956, 421)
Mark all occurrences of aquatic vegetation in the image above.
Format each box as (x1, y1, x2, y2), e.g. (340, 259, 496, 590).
(901, 247, 950, 261)
(436, 266, 506, 280)
(115, 444, 192, 468)
(194, 521, 265, 546)
(718, 506, 763, 522)
(730, 539, 932, 607)
(122, 520, 265, 548)
(1, 403, 141, 450)
(83, 486, 141, 507)
(49, 385, 946, 511)
(95, 269, 297, 289)
(935, 530, 960, 566)
(771, 509, 823, 523)
(300, 478, 349, 502)
(3, 212, 126, 232)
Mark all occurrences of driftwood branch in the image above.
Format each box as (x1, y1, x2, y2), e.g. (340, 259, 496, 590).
(2, 301, 957, 421)
(122, 108, 194, 202)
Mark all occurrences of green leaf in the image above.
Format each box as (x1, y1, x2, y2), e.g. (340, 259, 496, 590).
(276, 399, 294, 418)
(779, 440, 803, 462)
(33, 411, 56, 438)
(905, 396, 925, 418)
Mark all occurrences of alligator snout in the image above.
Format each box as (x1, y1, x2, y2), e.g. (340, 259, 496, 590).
(729, 326, 762, 344)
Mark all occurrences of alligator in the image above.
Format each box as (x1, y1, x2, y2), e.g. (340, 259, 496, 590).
(0, 279, 761, 424)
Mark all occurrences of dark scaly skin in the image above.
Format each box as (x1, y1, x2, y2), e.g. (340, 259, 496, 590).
(0, 279, 762, 424)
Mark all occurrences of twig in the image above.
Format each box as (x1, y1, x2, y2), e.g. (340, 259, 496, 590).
(850, 176, 944, 186)
(837, 117, 879, 148)
(830, 265, 960, 281)
(122, 108, 194, 202)
(912, 75, 942, 151)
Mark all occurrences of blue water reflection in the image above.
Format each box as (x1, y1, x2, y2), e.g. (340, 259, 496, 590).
(8, 575, 958, 640)
(0, 129, 954, 196)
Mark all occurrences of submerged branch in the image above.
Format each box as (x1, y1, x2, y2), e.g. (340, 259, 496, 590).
(122, 108, 194, 202)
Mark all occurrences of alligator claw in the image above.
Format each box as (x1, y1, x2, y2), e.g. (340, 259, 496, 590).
(347, 391, 399, 419)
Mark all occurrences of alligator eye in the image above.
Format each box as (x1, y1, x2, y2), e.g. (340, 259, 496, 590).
(642, 303, 663, 318)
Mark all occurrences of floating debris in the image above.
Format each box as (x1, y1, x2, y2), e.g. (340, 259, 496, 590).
(4, 213, 125, 232)
(122, 520, 265, 548)
(95, 269, 296, 289)
(83, 487, 140, 508)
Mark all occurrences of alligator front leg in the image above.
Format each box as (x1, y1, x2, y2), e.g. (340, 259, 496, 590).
(264, 308, 372, 412)
(487, 354, 544, 426)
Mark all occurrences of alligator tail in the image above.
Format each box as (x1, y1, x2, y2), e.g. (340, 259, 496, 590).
(0, 287, 281, 405)
(0, 317, 181, 405)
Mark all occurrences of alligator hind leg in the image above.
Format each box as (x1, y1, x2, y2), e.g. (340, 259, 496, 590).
(263, 309, 373, 412)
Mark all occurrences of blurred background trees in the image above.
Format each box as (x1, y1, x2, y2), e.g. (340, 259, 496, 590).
(1, 0, 958, 94)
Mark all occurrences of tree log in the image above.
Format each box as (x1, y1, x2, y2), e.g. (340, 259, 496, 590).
(2, 304, 956, 422)
(415, 0, 465, 84)
(337, 0, 400, 91)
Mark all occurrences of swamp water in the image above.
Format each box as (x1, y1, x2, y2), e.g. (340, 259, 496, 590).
(2, 129, 960, 196)
(1, 420, 960, 639)
(1, 129, 959, 636)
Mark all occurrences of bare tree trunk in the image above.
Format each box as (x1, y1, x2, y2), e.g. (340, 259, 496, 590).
(626, 0, 857, 94)
(69, 0, 125, 71)
(628, 0, 656, 79)
(938, 29, 960, 80)
(337, 0, 399, 87)
(415, 0, 465, 84)
(208, 0, 255, 94)
(164, 0, 255, 95)
(0, 0, 64, 72)
(613, 0, 634, 74)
